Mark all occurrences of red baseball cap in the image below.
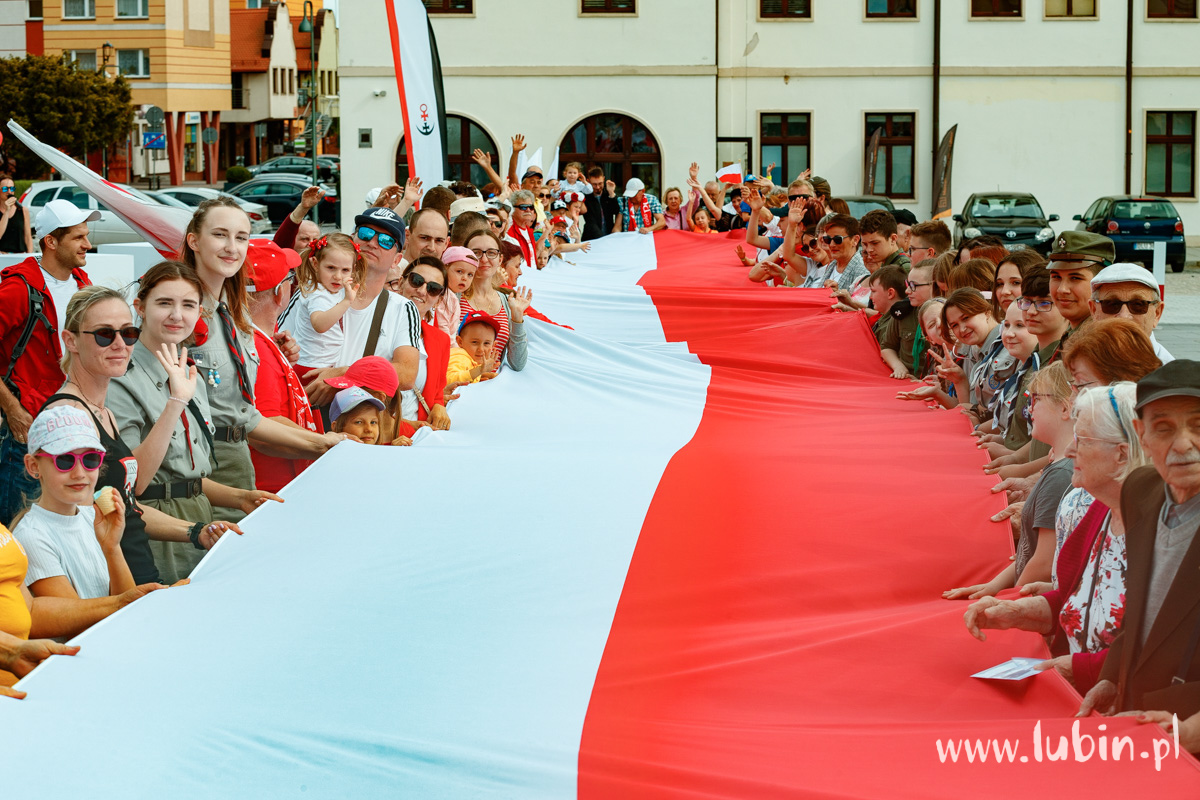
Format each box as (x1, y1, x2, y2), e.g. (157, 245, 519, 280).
(245, 240, 301, 292)
(549, 216, 569, 227)
(324, 355, 399, 397)
(457, 309, 500, 336)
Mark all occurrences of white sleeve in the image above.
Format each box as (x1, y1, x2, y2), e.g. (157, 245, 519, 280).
(306, 288, 342, 315)
(14, 519, 66, 585)
(390, 295, 422, 352)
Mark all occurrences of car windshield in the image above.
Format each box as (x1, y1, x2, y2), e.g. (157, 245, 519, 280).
(1113, 200, 1177, 220)
(845, 200, 888, 218)
(970, 196, 1043, 219)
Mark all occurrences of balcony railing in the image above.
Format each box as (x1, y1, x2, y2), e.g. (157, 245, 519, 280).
(232, 88, 249, 110)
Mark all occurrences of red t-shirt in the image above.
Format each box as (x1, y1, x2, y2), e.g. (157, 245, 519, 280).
(251, 328, 324, 493)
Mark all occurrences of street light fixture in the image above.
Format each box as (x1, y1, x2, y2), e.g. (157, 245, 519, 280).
(299, 0, 318, 223)
(101, 41, 112, 73)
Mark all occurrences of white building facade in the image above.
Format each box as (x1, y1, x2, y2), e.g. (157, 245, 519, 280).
(338, 0, 1199, 241)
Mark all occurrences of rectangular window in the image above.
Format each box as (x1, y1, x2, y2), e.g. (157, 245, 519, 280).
(760, 0, 811, 17)
(1045, 0, 1095, 15)
(62, 0, 95, 18)
(760, 113, 810, 187)
(117, 49, 149, 78)
(866, 0, 917, 16)
(1148, 0, 1198, 17)
(422, 0, 472, 12)
(116, 0, 148, 17)
(246, 0, 261, 7)
(28, 0, 43, 18)
(865, 113, 915, 198)
(69, 49, 96, 70)
(1146, 111, 1196, 197)
(971, 0, 1021, 16)
(581, 0, 635, 12)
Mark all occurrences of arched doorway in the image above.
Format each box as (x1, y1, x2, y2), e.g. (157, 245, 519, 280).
(396, 114, 500, 187)
(558, 113, 662, 196)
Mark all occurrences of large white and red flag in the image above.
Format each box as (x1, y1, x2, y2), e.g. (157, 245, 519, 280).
(4, 231, 1198, 795)
(386, 0, 449, 187)
(6, 120, 191, 257)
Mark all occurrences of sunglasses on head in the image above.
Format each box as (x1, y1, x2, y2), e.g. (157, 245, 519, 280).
(1096, 297, 1158, 315)
(81, 325, 140, 347)
(1016, 297, 1054, 312)
(514, 204, 535, 211)
(355, 225, 397, 251)
(37, 450, 104, 472)
(406, 272, 445, 296)
(821, 235, 852, 245)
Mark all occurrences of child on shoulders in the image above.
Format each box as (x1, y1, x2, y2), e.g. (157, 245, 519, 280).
(279, 232, 366, 381)
(557, 161, 593, 198)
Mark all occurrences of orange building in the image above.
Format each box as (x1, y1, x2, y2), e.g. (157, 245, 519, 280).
(40, 0, 231, 184)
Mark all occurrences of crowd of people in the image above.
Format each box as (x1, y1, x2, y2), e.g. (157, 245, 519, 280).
(0, 140, 1197, 758)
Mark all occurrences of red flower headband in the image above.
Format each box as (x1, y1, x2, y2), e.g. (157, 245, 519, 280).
(309, 235, 361, 256)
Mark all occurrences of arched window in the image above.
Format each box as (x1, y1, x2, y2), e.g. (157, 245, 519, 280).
(559, 113, 662, 196)
(396, 114, 499, 187)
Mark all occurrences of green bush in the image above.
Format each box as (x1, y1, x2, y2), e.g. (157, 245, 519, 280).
(225, 165, 252, 185)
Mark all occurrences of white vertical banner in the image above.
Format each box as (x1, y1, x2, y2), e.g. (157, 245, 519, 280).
(386, 0, 446, 187)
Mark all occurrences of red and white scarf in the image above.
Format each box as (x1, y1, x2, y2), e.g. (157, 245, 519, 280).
(506, 226, 536, 267)
(624, 196, 652, 232)
(253, 326, 320, 434)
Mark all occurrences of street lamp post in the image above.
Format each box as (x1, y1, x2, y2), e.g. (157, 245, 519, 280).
(299, 1, 318, 224)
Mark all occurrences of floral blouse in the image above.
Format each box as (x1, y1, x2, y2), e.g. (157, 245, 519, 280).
(1053, 487, 1095, 586)
(1059, 514, 1126, 655)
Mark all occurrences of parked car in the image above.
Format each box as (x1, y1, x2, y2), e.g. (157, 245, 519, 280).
(225, 174, 340, 224)
(154, 186, 273, 234)
(143, 190, 194, 210)
(953, 192, 1059, 254)
(246, 155, 338, 182)
(840, 194, 895, 219)
(19, 180, 186, 246)
(1073, 195, 1186, 273)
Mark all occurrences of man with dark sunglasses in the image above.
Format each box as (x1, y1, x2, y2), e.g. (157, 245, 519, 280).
(1090, 263, 1172, 363)
(0, 199, 98, 525)
(300, 207, 421, 410)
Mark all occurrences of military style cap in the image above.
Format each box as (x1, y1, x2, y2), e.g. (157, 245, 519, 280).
(1047, 230, 1115, 266)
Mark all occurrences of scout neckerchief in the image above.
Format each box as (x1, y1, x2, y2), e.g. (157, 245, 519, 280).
(624, 195, 652, 231)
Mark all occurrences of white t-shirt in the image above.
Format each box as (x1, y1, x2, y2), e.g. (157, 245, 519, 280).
(336, 290, 422, 366)
(15, 503, 111, 600)
(285, 286, 345, 368)
(41, 267, 79, 352)
(1151, 333, 1175, 364)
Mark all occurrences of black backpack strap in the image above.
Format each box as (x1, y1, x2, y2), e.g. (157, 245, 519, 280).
(2, 275, 53, 400)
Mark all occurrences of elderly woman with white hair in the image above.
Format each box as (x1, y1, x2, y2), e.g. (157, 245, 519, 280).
(963, 381, 1150, 692)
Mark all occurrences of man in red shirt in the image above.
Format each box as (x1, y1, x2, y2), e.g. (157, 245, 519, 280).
(244, 240, 325, 494)
(0, 200, 97, 526)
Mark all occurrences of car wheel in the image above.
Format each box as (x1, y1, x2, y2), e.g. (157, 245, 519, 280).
(1171, 260, 1185, 274)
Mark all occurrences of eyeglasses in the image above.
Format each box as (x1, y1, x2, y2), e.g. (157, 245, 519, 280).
(1016, 297, 1055, 312)
(471, 248, 501, 261)
(1073, 432, 1122, 449)
(385, 279, 402, 292)
(821, 235, 853, 245)
(514, 204, 535, 211)
(907, 245, 932, 256)
(37, 450, 104, 472)
(1068, 378, 1099, 392)
(405, 272, 445, 296)
(906, 281, 933, 291)
(1022, 391, 1057, 420)
(80, 325, 140, 347)
(355, 226, 398, 251)
(1096, 297, 1159, 315)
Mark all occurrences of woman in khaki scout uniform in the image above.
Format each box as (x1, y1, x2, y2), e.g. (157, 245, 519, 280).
(179, 198, 347, 523)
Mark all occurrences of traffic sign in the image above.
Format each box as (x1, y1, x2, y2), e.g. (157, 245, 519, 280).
(142, 131, 166, 150)
(145, 106, 164, 125)
(201, 127, 219, 145)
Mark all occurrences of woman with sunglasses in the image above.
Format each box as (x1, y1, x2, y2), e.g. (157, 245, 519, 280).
(108, 261, 284, 582)
(0, 174, 32, 255)
(181, 198, 346, 523)
(462, 230, 529, 374)
(392, 257, 452, 437)
(965, 382, 1150, 695)
(40, 286, 233, 586)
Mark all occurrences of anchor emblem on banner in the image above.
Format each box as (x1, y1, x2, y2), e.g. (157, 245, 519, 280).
(417, 104, 434, 136)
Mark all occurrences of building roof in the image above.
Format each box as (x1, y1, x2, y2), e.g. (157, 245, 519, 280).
(230, 8, 271, 73)
(292, 18, 312, 71)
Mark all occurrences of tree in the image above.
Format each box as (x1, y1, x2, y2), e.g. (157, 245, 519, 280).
(0, 55, 135, 179)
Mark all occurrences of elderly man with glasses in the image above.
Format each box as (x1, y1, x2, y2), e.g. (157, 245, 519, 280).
(300, 207, 420, 409)
(1090, 263, 1173, 364)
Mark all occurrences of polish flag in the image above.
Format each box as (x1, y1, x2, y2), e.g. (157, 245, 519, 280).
(6, 231, 1199, 796)
(7, 120, 190, 257)
(715, 162, 743, 184)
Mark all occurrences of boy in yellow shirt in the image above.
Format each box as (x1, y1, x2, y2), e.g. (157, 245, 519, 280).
(447, 311, 500, 385)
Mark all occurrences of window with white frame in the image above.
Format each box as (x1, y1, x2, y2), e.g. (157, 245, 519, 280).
(117, 49, 149, 78)
(69, 50, 96, 70)
(63, 0, 95, 18)
(116, 0, 148, 16)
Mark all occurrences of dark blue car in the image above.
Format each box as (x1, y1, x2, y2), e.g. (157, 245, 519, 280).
(1073, 195, 1186, 273)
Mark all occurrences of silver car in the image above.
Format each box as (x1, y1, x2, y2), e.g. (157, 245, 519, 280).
(21, 180, 188, 246)
(154, 186, 273, 234)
